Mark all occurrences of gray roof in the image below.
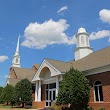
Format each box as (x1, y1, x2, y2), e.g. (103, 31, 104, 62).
(8, 46, 110, 86)
(8, 78, 21, 86)
(46, 46, 110, 72)
(12, 67, 35, 80)
(8, 67, 36, 86)
(33, 64, 40, 69)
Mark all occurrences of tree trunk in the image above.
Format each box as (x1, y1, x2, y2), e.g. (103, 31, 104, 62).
(6, 102, 8, 105)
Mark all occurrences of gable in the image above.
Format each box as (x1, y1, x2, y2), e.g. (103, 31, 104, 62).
(32, 59, 62, 82)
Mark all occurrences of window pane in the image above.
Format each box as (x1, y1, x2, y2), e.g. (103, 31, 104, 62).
(49, 91, 52, 100)
(46, 90, 48, 100)
(53, 90, 56, 100)
(49, 83, 56, 89)
(94, 86, 99, 101)
(46, 84, 48, 89)
(99, 86, 103, 101)
(46, 102, 48, 106)
(94, 81, 101, 85)
(49, 102, 51, 106)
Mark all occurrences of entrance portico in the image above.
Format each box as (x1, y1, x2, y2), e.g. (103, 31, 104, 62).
(32, 60, 62, 108)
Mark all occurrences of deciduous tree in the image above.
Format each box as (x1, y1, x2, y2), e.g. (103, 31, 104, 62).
(56, 68, 90, 110)
(15, 79, 32, 108)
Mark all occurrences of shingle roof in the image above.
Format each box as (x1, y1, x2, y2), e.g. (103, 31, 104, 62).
(33, 64, 40, 69)
(8, 78, 21, 86)
(71, 46, 110, 71)
(46, 59, 72, 73)
(12, 67, 35, 80)
(46, 46, 110, 72)
(7, 67, 36, 86)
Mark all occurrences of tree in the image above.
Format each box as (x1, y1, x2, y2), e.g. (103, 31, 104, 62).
(14, 79, 32, 108)
(0, 86, 3, 103)
(56, 68, 90, 110)
(0, 84, 14, 105)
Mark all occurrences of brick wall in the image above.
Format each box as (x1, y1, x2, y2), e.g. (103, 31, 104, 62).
(32, 71, 110, 110)
(87, 71, 110, 110)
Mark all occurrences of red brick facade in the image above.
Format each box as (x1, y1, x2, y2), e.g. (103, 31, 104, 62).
(87, 71, 110, 110)
(32, 71, 110, 110)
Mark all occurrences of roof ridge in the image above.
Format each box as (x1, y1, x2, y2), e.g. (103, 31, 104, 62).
(45, 58, 68, 63)
(92, 46, 110, 54)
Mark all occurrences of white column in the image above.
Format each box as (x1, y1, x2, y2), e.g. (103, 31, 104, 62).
(38, 80, 41, 101)
(35, 81, 38, 101)
(56, 76, 59, 97)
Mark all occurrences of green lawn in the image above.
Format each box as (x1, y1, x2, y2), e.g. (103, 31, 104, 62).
(0, 105, 37, 110)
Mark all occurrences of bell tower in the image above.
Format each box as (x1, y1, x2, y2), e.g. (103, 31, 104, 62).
(12, 35, 20, 67)
(75, 27, 93, 61)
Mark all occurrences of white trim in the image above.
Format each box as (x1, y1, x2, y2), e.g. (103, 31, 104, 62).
(35, 81, 38, 101)
(84, 64, 110, 76)
(38, 81, 41, 101)
(93, 81, 103, 102)
(32, 59, 62, 82)
(43, 78, 56, 84)
(56, 76, 59, 96)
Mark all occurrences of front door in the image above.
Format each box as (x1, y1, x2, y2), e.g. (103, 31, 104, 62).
(46, 83, 56, 107)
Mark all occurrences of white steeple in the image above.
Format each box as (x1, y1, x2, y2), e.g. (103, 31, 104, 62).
(12, 35, 20, 67)
(74, 27, 93, 61)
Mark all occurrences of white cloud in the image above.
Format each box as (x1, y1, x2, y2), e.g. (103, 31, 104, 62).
(89, 30, 110, 40)
(99, 9, 110, 24)
(57, 6, 68, 13)
(21, 19, 76, 49)
(0, 56, 9, 63)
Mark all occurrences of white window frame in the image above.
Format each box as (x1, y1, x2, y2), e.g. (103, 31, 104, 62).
(94, 81, 103, 102)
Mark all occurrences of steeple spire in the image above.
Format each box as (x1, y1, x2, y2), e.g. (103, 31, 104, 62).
(15, 35, 20, 56)
(12, 35, 21, 67)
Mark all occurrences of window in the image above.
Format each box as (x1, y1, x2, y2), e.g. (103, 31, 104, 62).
(94, 81, 103, 102)
(16, 58, 18, 63)
(81, 36, 85, 45)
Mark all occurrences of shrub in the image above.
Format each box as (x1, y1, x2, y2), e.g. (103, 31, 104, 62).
(98, 107, 106, 110)
(87, 106, 94, 110)
(54, 106, 60, 110)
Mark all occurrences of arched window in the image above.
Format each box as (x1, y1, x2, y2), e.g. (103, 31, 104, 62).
(94, 81, 103, 102)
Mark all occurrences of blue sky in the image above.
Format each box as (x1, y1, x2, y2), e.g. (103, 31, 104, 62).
(0, 0, 110, 86)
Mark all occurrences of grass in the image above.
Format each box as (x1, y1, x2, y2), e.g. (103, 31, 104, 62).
(0, 105, 11, 108)
(0, 105, 37, 110)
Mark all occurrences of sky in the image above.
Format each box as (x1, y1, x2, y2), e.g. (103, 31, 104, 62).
(0, 0, 110, 86)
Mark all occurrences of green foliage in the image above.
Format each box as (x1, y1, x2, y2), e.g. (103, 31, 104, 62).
(54, 106, 60, 110)
(87, 106, 94, 110)
(0, 86, 3, 103)
(0, 85, 14, 104)
(56, 68, 90, 109)
(14, 78, 32, 107)
(98, 107, 106, 110)
(0, 86, 3, 96)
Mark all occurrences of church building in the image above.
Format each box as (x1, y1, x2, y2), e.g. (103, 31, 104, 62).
(7, 28, 110, 110)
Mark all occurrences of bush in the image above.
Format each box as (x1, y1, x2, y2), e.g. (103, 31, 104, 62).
(87, 106, 94, 110)
(54, 106, 60, 110)
(43, 107, 55, 110)
(98, 107, 106, 110)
